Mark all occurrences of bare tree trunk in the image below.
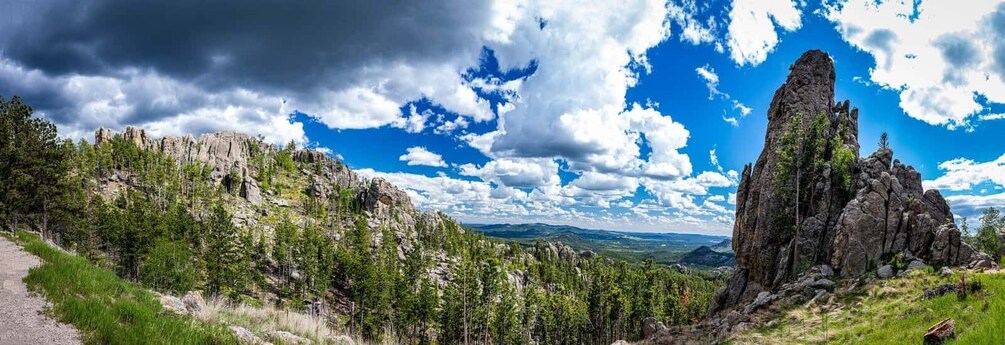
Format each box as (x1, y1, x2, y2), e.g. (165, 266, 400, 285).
(42, 198, 49, 241)
(463, 270, 469, 345)
(792, 168, 801, 277)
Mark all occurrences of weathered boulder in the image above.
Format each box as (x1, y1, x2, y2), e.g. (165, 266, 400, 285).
(182, 290, 205, 314)
(241, 175, 262, 206)
(811, 278, 835, 290)
(327, 335, 354, 345)
(877, 265, 894, 279)
(229, 326, 267, 345)
(265, 331, 311, 344)
(906, 260, 926, 271)
(642, 317, 667, 338)
(156, 292, 187, 315)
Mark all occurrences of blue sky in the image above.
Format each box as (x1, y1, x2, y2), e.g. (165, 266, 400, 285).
(2, 0, 1004, 235)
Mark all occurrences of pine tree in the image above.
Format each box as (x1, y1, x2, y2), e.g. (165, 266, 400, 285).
(141, 238, 196, 294)
(205, 204, 242, 298)
(0, 96, 71, 237)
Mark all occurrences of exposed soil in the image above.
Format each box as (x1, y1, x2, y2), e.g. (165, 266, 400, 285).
(0, 236, 81, 344)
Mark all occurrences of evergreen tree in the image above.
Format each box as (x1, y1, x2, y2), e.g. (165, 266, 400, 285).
(0, 95, 71, 237)
(976, 207, 1004, 259)
(141, 238, 196, 294)
(205, 204, 242, 298)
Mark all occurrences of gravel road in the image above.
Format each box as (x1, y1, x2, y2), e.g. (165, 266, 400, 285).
(0, 236, 81, 344)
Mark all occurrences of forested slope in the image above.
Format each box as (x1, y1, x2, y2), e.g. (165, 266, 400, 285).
(1, 95, 725, 344)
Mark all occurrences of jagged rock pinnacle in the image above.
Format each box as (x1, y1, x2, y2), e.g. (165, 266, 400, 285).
(708, 49, 990, 315)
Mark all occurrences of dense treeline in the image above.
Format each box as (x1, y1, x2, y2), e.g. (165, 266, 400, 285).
(1, 96, 725, 344)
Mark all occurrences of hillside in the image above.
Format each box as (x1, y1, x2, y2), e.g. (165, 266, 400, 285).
(727, 268, 1005, 344)
(677, 246, 736, 268)
(0, 96, 726, 344)
(468, 223, 731, 265)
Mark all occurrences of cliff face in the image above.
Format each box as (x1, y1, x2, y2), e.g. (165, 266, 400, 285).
(710, 50, 992, 314)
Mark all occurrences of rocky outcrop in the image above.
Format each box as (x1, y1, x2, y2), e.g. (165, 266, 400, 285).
(710, 50, 988, 315)
(95, 127, 113, 146)
(364, 177, 411, 212)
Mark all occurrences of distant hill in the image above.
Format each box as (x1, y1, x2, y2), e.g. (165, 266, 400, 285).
(466, 223, 730, 265)
(711, 239, 732, 250)
(677, 246, 736, 267)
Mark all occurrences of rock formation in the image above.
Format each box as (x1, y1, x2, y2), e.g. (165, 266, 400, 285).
(709, 50, 989, 314)
(90, 127, 436, 250)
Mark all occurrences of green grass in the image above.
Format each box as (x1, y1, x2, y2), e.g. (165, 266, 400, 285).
(732, 269, 1005, 344)
(13, 231, 236, 345)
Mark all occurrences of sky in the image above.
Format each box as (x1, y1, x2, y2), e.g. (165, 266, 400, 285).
(1, 0, 1005, 235)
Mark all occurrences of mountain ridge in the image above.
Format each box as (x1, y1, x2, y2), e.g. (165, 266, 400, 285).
(467, 222, 730, 265)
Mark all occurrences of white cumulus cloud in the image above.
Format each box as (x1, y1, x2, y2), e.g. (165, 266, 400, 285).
(824, 0, 1005, 129)
(726, 0, 802, 66)
(399, 147, 448, 167)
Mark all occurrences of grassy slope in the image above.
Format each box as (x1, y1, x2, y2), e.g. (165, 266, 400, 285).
(12, 231, 235, 345)
(732, 269, 1005, 344)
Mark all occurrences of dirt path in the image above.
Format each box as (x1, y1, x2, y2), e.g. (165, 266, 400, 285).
(0, 236, 81, 344)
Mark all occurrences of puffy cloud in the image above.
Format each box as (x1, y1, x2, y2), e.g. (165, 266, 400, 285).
(483, 1, 694, 180)
(459, 158, 560, 188)
(946, 193, 1005, 222)
(696, 171, 735, 187)
(923, 153, 1005, 191)
(569, 172, 639, 192)
(824, 0, 1005, 129)
(399, 147, 448, 168)
(726, 0, 802, 66)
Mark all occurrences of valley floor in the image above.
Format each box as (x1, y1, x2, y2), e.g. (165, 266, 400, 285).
(0, 235, 80, 345)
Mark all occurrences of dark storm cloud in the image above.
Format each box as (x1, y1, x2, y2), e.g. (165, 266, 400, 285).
(3, 0, 493, 94)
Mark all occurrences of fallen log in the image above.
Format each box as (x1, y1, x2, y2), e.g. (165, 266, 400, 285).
(923, 318, 955, 345)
